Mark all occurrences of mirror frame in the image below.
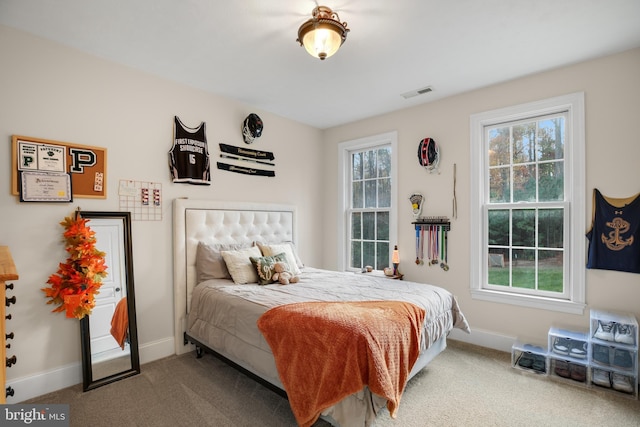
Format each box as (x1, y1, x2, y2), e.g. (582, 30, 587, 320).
(79, 211, 140, 391)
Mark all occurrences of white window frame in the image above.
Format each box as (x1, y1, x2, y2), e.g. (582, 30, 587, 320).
(470, 93, 586, 315)
(337, 131, 398, 272)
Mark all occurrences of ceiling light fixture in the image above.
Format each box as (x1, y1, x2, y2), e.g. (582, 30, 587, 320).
(297, 6, 349, 60)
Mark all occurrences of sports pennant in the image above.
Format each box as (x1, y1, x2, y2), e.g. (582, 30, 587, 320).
(219, 143, 274, 161)
(217, 162, 275, 177)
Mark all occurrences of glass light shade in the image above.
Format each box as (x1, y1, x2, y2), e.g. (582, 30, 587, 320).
(302, 25, 343, 60)
(392, 245, 400, 264)
(297, 6, 349, 61)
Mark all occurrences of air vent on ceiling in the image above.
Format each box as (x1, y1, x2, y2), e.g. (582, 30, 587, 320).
(401, 86, 433, 99)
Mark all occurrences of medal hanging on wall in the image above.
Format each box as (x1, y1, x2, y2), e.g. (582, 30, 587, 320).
(440, 226, 449, 271)
(415, 226, 425, 265)
(414, 221, 450, 271)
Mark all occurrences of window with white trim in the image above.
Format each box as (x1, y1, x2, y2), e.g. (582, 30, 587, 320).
(338, 132, 398, 272)
(470, 93, 586, 314)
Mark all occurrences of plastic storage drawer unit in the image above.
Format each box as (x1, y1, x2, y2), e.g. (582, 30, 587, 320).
(512, 340, 548, 375)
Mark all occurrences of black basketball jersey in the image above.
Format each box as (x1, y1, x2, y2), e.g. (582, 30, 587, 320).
(586, 189, 640, 274)
(168, 116, 211, 185)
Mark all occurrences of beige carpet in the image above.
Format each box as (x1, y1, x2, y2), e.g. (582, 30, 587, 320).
(26, 340, 639, 426)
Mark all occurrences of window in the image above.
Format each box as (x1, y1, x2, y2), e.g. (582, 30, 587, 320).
(470, 93, 586, 314)
(338, 132, 398, 271)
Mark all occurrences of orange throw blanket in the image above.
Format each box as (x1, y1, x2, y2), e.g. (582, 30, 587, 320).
(257, 300, 425, 427)
(110, 297, 128, 349)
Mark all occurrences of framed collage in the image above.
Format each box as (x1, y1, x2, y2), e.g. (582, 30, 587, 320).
(11, 135, 107, 200)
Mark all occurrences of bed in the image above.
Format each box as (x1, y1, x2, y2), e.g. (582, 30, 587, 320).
(172, 199, 470, 427)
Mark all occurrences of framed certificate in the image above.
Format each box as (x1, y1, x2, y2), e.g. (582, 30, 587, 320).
(19, 171, 73, 203)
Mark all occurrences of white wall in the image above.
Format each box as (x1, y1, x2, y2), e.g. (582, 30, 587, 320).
(0, 25, 323, 401)
(323, 48, 640, 351)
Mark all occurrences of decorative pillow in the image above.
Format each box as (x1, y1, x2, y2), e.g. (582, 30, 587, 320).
(196, 242, 250, 283)
(220, 246, 263, 284)
(250, 252, 288, 285)
(257, 242, 302, 275)
(286, 241, 304, 269)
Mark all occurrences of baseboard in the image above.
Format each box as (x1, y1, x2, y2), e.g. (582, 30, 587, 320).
(6, 362, 82, 404)
(139, 336, 175, 365)
(448, 327, 515, 353)
(7, 337, 175, 403)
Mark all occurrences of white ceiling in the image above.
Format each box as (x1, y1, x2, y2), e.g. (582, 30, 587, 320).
(1, 0, 640, 129)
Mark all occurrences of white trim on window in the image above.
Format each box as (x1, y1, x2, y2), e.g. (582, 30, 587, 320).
(338, 131, 398, 271)
(470, 93, 586, 314)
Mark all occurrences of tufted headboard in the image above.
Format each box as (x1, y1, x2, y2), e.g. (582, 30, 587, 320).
(172, 198, 297, 354)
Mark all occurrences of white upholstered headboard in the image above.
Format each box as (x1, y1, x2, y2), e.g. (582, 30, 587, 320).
(172, 199, 297, 354)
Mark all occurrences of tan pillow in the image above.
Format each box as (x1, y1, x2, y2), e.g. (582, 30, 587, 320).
(221, 246, 263, 284)
(257, 242, 302, 275)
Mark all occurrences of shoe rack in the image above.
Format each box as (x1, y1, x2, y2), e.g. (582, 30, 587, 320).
(588, 309, 638, 399)
(511, 309, 638, 400)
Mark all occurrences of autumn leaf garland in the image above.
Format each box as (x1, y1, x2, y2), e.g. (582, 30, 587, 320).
(42, 213, 108, 319)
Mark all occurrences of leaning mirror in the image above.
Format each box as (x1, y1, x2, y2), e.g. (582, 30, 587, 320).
(79, 211, 140, 391)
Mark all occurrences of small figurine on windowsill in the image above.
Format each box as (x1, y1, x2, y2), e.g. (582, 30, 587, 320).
(383, 267, 403, 280)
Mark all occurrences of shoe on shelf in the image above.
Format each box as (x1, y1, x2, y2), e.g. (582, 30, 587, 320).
(552, 338, 570, 355)
(517, 352, 534, 368)
(592, 344, 611, 366)
(593, 321, 616, 342)
(569, 341, 587, 359)
(614, 324, 636, 345)
(569, 363, 586, 382)
(592, 369, 611, 388)
(531, 355, 546, 373)
(611, 373, 634, 394)
(554, 360, 570, 378)
(612, 348, 633, 370)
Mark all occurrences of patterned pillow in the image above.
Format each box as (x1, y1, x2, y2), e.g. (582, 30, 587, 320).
(250, 252, 288, 285)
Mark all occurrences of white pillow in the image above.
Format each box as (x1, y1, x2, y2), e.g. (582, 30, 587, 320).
(258, 242, 302, 275)
(220, 246, 263, 284)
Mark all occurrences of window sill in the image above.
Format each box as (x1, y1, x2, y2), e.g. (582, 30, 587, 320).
(471, 289, 586, 315)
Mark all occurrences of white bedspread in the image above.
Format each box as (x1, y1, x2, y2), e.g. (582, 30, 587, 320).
(188, 267, 468, 368)
(186, 267, 469, 426)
